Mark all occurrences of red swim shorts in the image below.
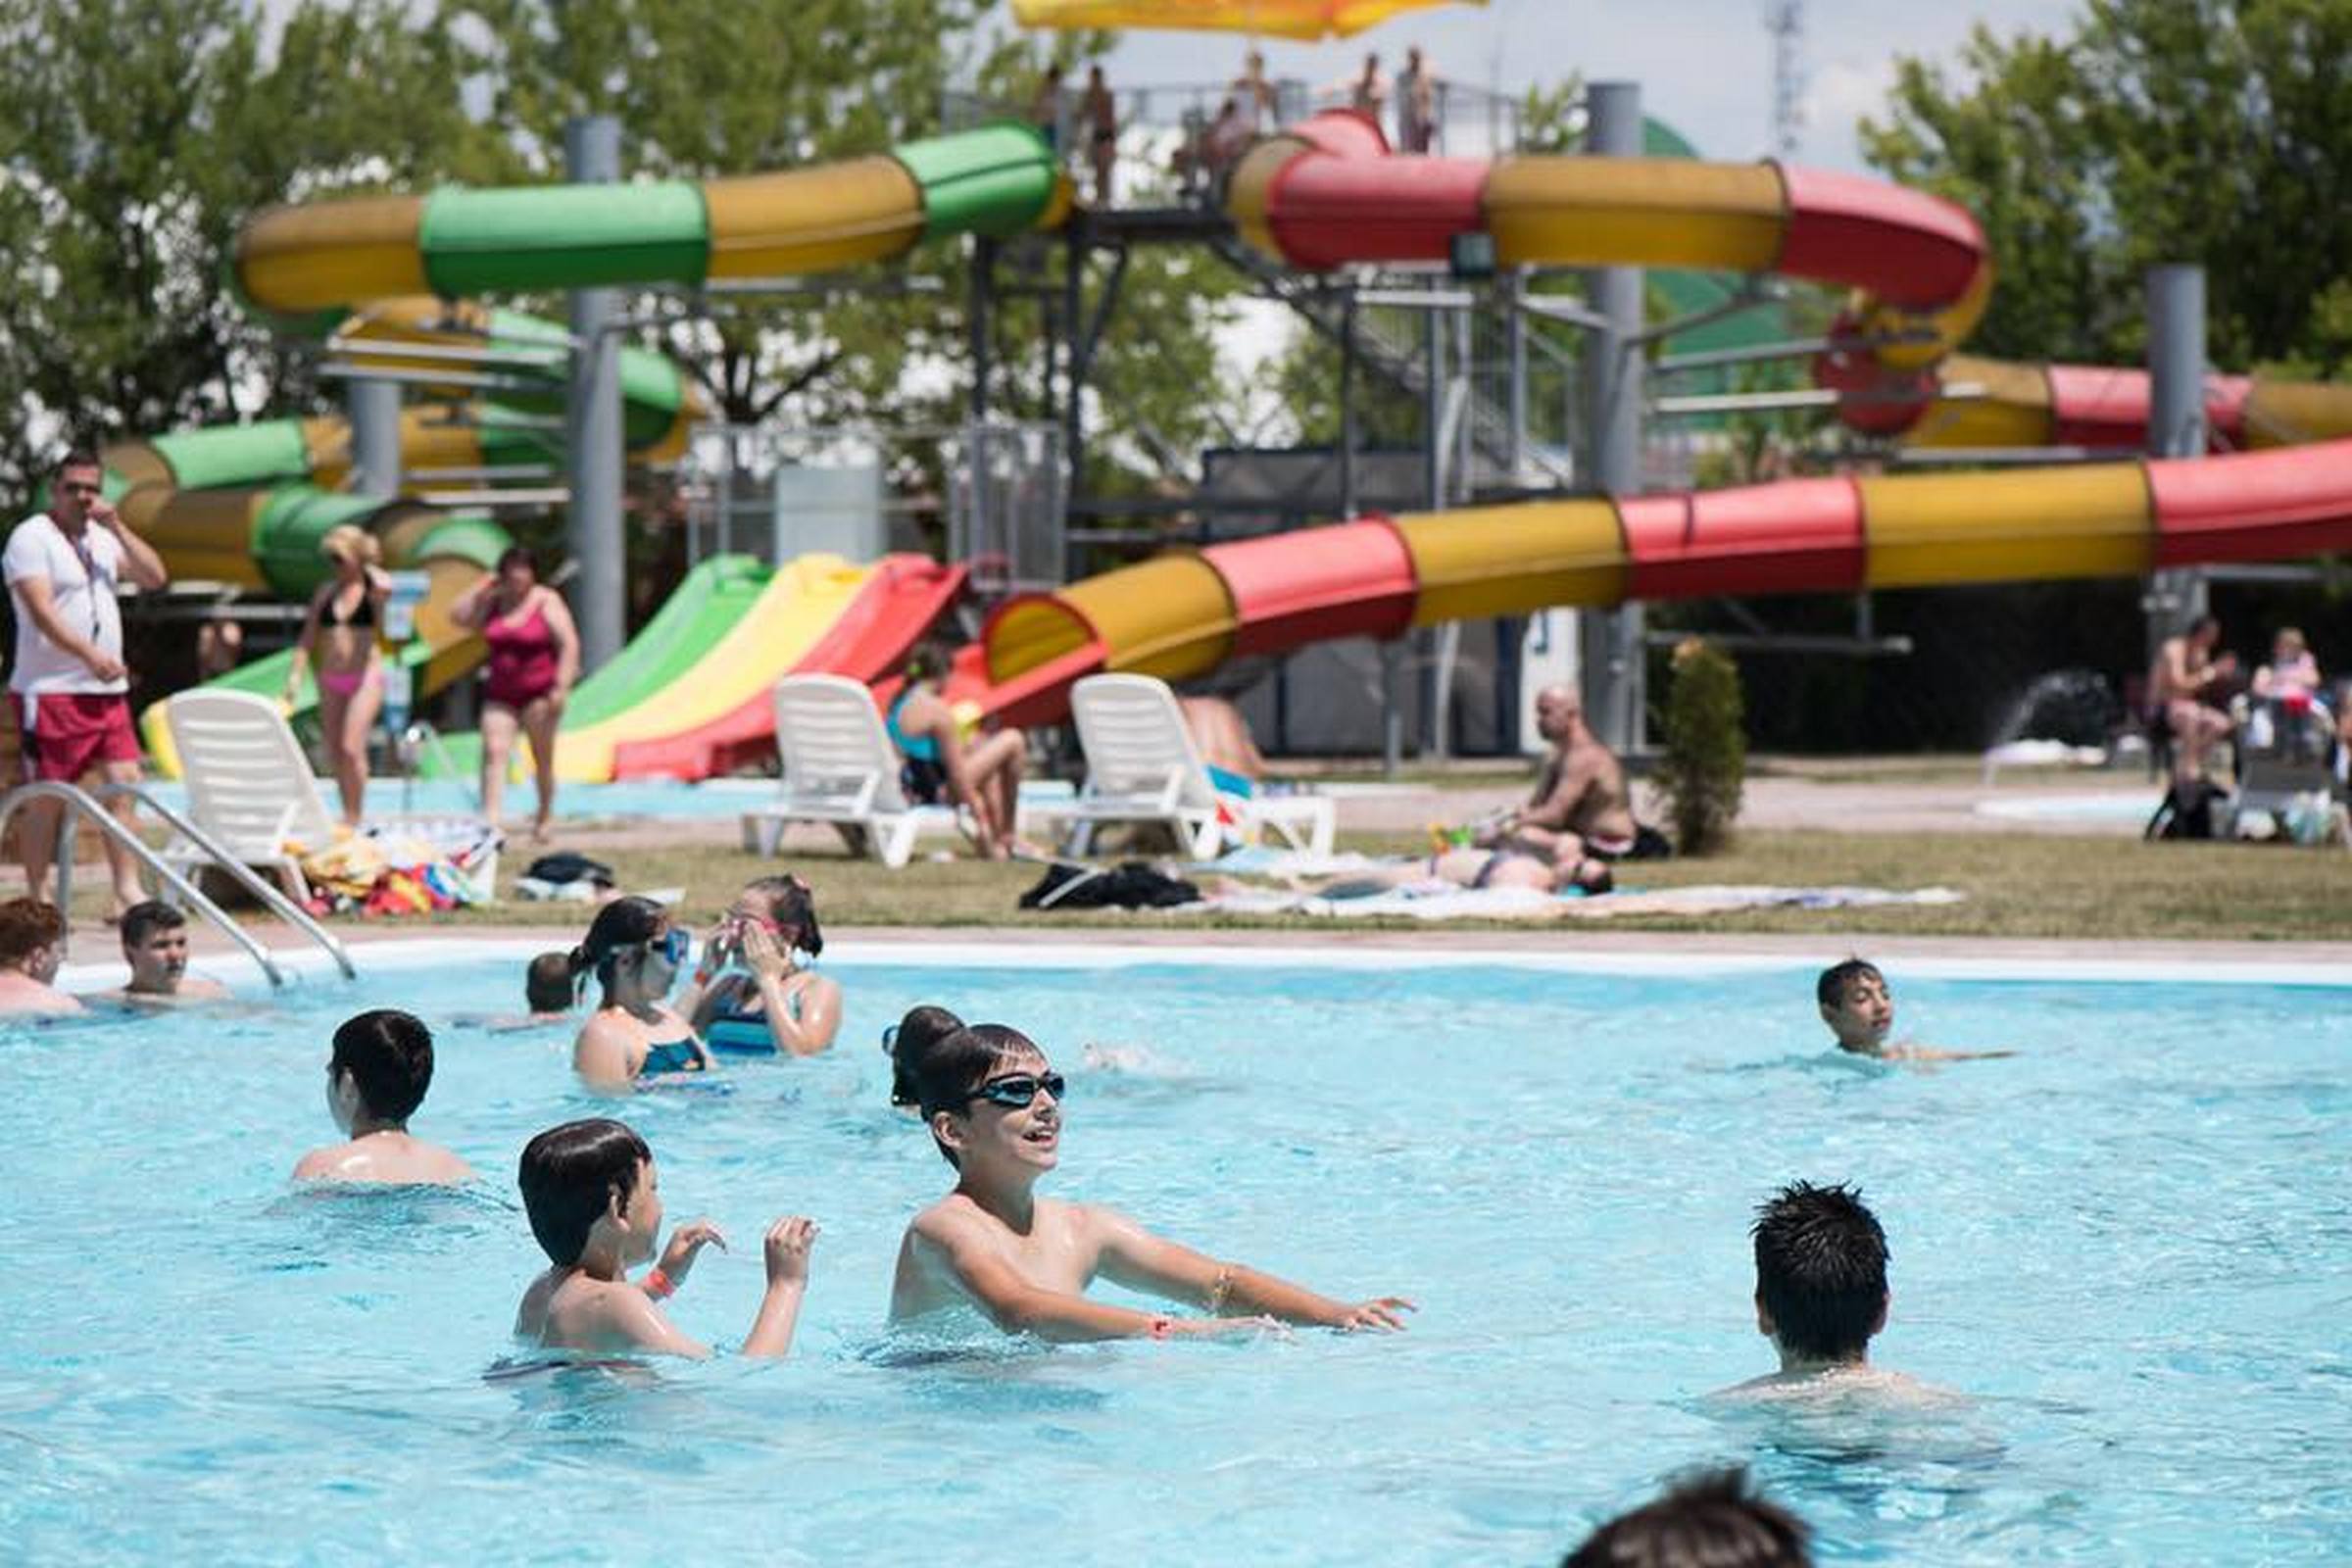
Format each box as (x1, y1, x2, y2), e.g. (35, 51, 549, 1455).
(15, 692, 140, 783)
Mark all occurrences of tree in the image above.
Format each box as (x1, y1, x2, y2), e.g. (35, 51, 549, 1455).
(1860, 0, 2352, 376)
(0, 0, 492, 500)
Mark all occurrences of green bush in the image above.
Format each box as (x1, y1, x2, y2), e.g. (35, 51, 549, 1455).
(1656, 638, 1746, 856)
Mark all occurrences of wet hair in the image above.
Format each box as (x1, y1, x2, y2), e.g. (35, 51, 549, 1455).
(329, 1008, 435, 1124)
(888, 1004, 967, 1109)
(525, 951, 575, 1013)
(567, 896, 668, 1001)
(496, 545, 539, 577)
(320, 523, 381, 567)
(517, 1118, 651, 1267)
(1752, 1181, 1888, 1361)
(119, 899, 186, 950)
(906, 637, 957, 684)
(0, 897, 67, 966)
(1814, 957, 1883, 1010)
(912, 1023, 1040, 1166)
(741, 875, 822, 957)
(1561, 1467, 1812, 1568)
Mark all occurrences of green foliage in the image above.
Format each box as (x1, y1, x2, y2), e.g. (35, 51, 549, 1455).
(1860, 0, 2352, 376)
(1655, 637, 1746, 856)
(0, 0, 492, 497)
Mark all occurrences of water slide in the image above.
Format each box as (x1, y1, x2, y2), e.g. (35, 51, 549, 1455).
(972, 110, 2352, 724)
(135, 124, 1064, 773)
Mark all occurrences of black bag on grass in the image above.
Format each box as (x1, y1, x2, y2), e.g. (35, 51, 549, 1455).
(1019, 860, 1200, 911)
(2144, 779, 2225, 841)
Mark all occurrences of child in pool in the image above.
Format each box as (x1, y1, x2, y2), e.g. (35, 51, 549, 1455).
(293, 1009, 475, 1185)
(1817, 958, 2013, 1064)
(885, 1004, 965, 1112)
(455, 952, 578, 1034)
(1715, 1180, 1956, 1405)
(514, 1117, 815, 1358)
(889, 1023, 1413, 1342)
(569, 898, 715, 1091)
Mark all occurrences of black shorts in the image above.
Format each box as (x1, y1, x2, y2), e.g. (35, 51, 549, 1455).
(902, 757, 949, 806)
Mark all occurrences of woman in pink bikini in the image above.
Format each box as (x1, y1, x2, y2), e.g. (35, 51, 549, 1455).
(284, 525, 390, 826)
(454, 546, 579, 841)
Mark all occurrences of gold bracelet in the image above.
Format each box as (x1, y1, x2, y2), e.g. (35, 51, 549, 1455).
(1205, 1264, 1237, 1314)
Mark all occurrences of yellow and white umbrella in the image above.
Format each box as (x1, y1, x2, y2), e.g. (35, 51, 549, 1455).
(1010, 0, 1481, 41)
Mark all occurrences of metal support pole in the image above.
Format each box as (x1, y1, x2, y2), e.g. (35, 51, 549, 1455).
(346, 379, 402, 499)
(564, 116, 626, 672)
(2145, 264, 2208, 666)
(1506, 267, 1530, 485)
(1339, 287, 1359, 518)
(1061, 225, 1084, 498)
(1581, 81, 1645, 754)
(969, 236, 996, 423)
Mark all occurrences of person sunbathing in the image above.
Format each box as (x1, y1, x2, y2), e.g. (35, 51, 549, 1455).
(1293, 843, 1614, 901)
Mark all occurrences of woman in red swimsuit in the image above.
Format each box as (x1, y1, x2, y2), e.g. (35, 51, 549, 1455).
(284, 525, 390, 826)
(454, 547, 579, 841)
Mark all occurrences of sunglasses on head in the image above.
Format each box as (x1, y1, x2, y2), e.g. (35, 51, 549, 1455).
(960, 1071, 1065, 1109)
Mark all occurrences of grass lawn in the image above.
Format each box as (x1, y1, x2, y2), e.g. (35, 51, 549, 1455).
(226, 825, 2350, 944)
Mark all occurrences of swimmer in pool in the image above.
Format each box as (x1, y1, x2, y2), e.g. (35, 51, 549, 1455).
(1561, 1466, 1813, 1568)
(886, 1004, 966, 1113)
(678, 875, 841, 1055)
(292, 1009, 475, 1185)
(92, 901, 228, 1006)
(889, 1023, 1414, 1341)
(569, 898, 715, 1092)
(452, 953, 577, 1034)
(514, 1117, 814, 1359)
(1817, 958, 2014, 1064)
(1714, 1181, 1953, 1404)
(0, 897, 82, 1017)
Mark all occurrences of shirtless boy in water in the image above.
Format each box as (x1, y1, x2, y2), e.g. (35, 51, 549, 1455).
(1817, 959, 2013, 1064)
(890, 1023, 1413, 1341)
(514, 1117, 814, 1358)
(293, 1009, 474, 1185)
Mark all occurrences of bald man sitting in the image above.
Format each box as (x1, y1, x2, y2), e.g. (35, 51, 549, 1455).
(1476, 685, 1671, 862)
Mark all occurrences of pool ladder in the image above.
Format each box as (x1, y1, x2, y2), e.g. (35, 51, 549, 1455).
(0, 781, 356, 988)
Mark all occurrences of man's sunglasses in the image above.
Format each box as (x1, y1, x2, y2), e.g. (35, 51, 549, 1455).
(960, 1071, 1065, 1109)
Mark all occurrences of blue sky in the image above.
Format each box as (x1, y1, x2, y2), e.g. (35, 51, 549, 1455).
(984, 0, 2081, 170)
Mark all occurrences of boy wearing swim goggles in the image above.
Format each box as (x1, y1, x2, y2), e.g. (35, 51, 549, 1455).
(889, 1023, 1414, 1342)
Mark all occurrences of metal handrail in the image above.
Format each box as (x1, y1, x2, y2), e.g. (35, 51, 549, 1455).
(95, 782, 356, 981)
(0, 783, 305, 987)
(398, 721, 479, 815)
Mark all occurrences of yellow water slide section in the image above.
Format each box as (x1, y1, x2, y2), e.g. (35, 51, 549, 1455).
(236, 196, 427, 317)
(1906, 356, 2058, 449)
(1032, 554, 1237, 684)
(2244, 381, 2352, 448)
(704, 157, 926, 276)
(1485, 159, 1786, 272)
(1393, 502, 1628, 623)
(1857, 464, 2153, 589)
(549, 553, 878, 783)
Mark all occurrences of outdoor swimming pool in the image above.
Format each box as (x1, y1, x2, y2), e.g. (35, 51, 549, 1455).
(3, 944, 2345, 1563)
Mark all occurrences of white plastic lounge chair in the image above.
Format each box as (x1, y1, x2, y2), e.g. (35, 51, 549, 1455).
(740, 674, 964, 866)
(1054, 673, 1335, 860)
(161, 689, 342, 900)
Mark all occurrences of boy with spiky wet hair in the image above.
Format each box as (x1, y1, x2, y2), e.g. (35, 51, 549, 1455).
(1718, 1181, 1955, 1403)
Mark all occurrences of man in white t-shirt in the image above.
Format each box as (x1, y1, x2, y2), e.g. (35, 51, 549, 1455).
(6, 447, 169, 915)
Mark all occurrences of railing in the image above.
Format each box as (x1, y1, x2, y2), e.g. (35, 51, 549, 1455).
(0, 781, 356, 987)
(396, 721, 478, 815)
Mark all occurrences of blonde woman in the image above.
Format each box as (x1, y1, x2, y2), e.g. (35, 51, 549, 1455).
(284, 524, 389, 826)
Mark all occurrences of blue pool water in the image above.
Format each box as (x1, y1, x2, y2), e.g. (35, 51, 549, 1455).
(2, 948, 2346, 1564)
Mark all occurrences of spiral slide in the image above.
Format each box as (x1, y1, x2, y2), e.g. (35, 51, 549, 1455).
(133, 123, 1062, 775)
(974, 110, 2352, 724)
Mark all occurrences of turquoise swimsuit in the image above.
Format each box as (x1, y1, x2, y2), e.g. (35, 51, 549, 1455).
(639, 1037, 705, 1076)
(887, 689, 950, 804)
(703, 976, 803, 1054)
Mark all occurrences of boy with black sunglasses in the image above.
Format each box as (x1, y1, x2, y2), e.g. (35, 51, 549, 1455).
(889, 1023, 1413, 1342)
